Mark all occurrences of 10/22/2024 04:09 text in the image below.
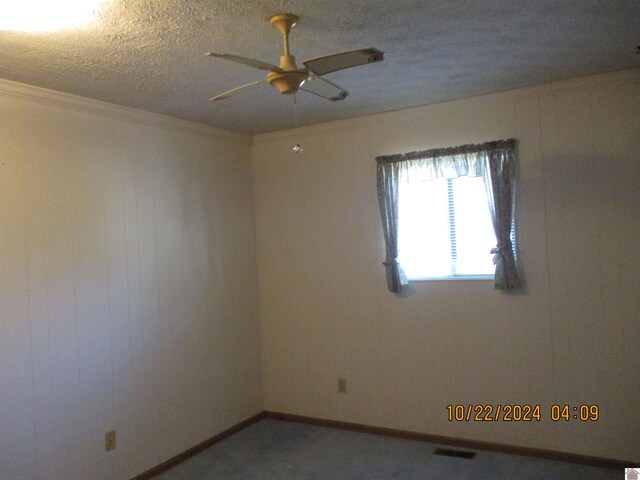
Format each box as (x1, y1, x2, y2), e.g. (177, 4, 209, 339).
(446, 404, 599, 422)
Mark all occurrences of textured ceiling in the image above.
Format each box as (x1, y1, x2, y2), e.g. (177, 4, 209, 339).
(1, 0, 639, 134)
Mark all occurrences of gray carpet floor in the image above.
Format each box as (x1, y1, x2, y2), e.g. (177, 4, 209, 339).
(152, 418, 621, 479)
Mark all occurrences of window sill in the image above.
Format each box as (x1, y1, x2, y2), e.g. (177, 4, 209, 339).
(407, 275, 493, 282)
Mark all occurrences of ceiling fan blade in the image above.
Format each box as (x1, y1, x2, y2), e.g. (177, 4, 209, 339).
(206, 53, 282, 72)
(300, 75, 349, 102)
(303, 48, 384, 76)
(209, 81, 264, 101)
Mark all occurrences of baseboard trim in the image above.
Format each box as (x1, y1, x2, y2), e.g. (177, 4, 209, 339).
(130, 412, 265, 480)
(129, 410, 632, 478)
(264, 411, 633, 470)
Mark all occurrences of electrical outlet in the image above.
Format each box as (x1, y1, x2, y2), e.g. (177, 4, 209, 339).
(105, 431, 116, 452)
(337, 378, 347, 393)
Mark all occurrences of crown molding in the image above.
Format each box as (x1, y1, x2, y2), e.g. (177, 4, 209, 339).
(0, 78, 252, 146)
(3, 67, 637, 146)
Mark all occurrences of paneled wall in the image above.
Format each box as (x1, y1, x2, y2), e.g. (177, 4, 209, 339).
(0, 81, 263, 479)
(253, 69, 640, 462)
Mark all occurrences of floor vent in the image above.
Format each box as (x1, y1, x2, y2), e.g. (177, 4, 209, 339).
(434, 448, 477, 459)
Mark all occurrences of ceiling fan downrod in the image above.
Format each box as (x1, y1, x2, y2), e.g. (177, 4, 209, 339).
(267, 13, 309, 95)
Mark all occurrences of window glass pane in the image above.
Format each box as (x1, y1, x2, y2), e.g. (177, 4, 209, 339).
(398, 179, 452, 278)
(398, 175, 497, 279)
(451, 176, 495, 275)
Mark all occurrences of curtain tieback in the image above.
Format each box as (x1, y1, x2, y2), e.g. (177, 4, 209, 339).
(490, 246, 505, 265)
(382, 259, 398, 267)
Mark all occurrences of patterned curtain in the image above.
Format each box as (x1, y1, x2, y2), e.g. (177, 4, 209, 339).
(483, 143, 521, 289)
(376, 160, 408, 293)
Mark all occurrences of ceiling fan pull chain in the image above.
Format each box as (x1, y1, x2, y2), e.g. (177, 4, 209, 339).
(292, 93, 303, 154)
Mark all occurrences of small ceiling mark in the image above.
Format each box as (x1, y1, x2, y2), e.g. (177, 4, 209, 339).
(434, 447, 477, 459)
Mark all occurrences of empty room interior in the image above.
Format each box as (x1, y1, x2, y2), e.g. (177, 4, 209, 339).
(1, 1, 639, 479)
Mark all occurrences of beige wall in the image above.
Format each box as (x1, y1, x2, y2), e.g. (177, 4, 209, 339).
(0, 80, 263, 479)
(253, 69, 640, 462)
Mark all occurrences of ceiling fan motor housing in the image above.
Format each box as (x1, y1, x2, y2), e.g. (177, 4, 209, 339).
(267, 54, 309, 94)
(267, 69, 309, 94)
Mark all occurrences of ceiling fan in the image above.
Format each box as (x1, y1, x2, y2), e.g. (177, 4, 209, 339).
(206, 13, 384, 102)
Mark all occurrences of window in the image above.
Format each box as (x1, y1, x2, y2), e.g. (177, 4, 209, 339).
(376, 139, 520, 292)
(397, 175, 497, 279)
